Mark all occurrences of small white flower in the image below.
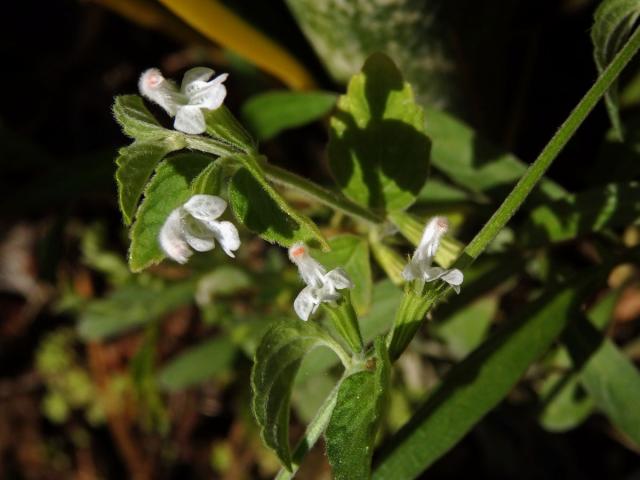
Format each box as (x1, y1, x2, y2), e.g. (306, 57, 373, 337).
(288, 243, 353, 321)
(138, 67, 228, 135)
(159, 194, 240, 264)
(402, 216, 464, 293)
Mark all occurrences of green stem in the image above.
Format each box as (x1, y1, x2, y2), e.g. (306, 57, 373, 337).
(323, 295, 365, 354)
(262, 162, 383, 224)
(274, 380, 341, 480)
(387, 25, 640, 362)
(457, 26, 640, 269)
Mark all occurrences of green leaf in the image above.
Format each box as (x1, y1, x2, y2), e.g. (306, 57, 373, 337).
(360, 280, 402, 342)
(424, 107, 566, 201)
(229, 166, 323, 248)
(113, 95, 169, 140)
(241, 90, 337, 141)
(326, 337, 390, 480)
(129, 153, 211, 272)
(522, 182, 640, 245)
(116, 141, 180, 225)
(373, 270, 605, 480)
(251, 318, 343, 469)
(312, 235, 372, 315)
(204, 105, 256, 153)
(538, 289, 620, 432)
(284, 0, 463, 110)
(565, 317, 640, 447)
(158, 336, 237, 391)
(591, 0, 640, 140)
(538, 348, 595, 432)
(77, 281, 196, 340)
(430, 297, 497, 359)
(190, 160, 226, 196)
(328, 52, 431, 212)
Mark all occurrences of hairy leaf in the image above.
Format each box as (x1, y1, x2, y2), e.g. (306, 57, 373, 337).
(312, 235, 372, 315)
(373, 270, 604, 479)
(190, 160, 226, 196)
(591, 0, 640, 139)
(116, 141, 180, 225)
(242, 91, 337, 140)
(328, 53, 431, 212)
(229, 167, 323, 248)
(251, 318, 342, 469)
(113, 95, 170, 140)
(129, 153, 210, 271)
(158, 336, 237, 391)
(326, 337, 390, 480)
(204, 106, 256, 153)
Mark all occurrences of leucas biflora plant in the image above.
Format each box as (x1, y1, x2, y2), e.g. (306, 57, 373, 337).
(113, 57, 463, 477)
(110, 26, 640, 477)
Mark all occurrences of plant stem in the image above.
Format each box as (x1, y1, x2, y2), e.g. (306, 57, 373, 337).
(262, 162, 383, 224)
(457, 26, 640, 269)
(274, 381, 341, 480)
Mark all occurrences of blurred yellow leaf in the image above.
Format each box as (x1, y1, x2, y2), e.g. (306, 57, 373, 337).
(158, 0, 316, 89)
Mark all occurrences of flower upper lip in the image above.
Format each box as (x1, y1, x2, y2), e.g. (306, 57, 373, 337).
(288, 242, 353, 321)
(402, 216, 464, 293)
(138, 67, 228, 135)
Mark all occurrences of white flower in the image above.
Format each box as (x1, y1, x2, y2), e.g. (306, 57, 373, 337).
(138, 67, 228, 135)
(288, 242, 353, 321)
(402, 216, 464, 293)
(159, 194, 240, 264)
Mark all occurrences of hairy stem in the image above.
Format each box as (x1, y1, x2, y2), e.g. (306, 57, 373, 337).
(262, 162, 383, 224)
(457, 26, 640, 269)
(274, 381, 341, 480)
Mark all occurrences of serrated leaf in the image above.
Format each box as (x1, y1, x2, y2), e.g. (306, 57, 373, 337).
(326, 337, 390, 480)
(424, 106, 566, 202)
(241, 90, 337, 141)
(190, 160, 225, 196)
(229, 167, 322, 248)
(311, 235, 372, 315)
(591, 0, 640, 140)
(77, 281, 196, 340)
(328, 53, 431, 212)
(204, 105, 256, 153)
(116, 141, 180, 225)
(158, 336, 237, 391)
(129, 153, 211, 272)
(373, 269, 606, 480)
(523, 182, 640, 245)
(113, 95, 168, 140)
(251, 318, 341, 469)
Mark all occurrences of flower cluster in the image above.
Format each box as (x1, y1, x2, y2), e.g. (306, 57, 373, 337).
(402, 217, 464, 293)
(159, 194, 240, 264)
(288, 243, 354, 321)
(141, 68, 463, 321)
(139, 67, 228, 135)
